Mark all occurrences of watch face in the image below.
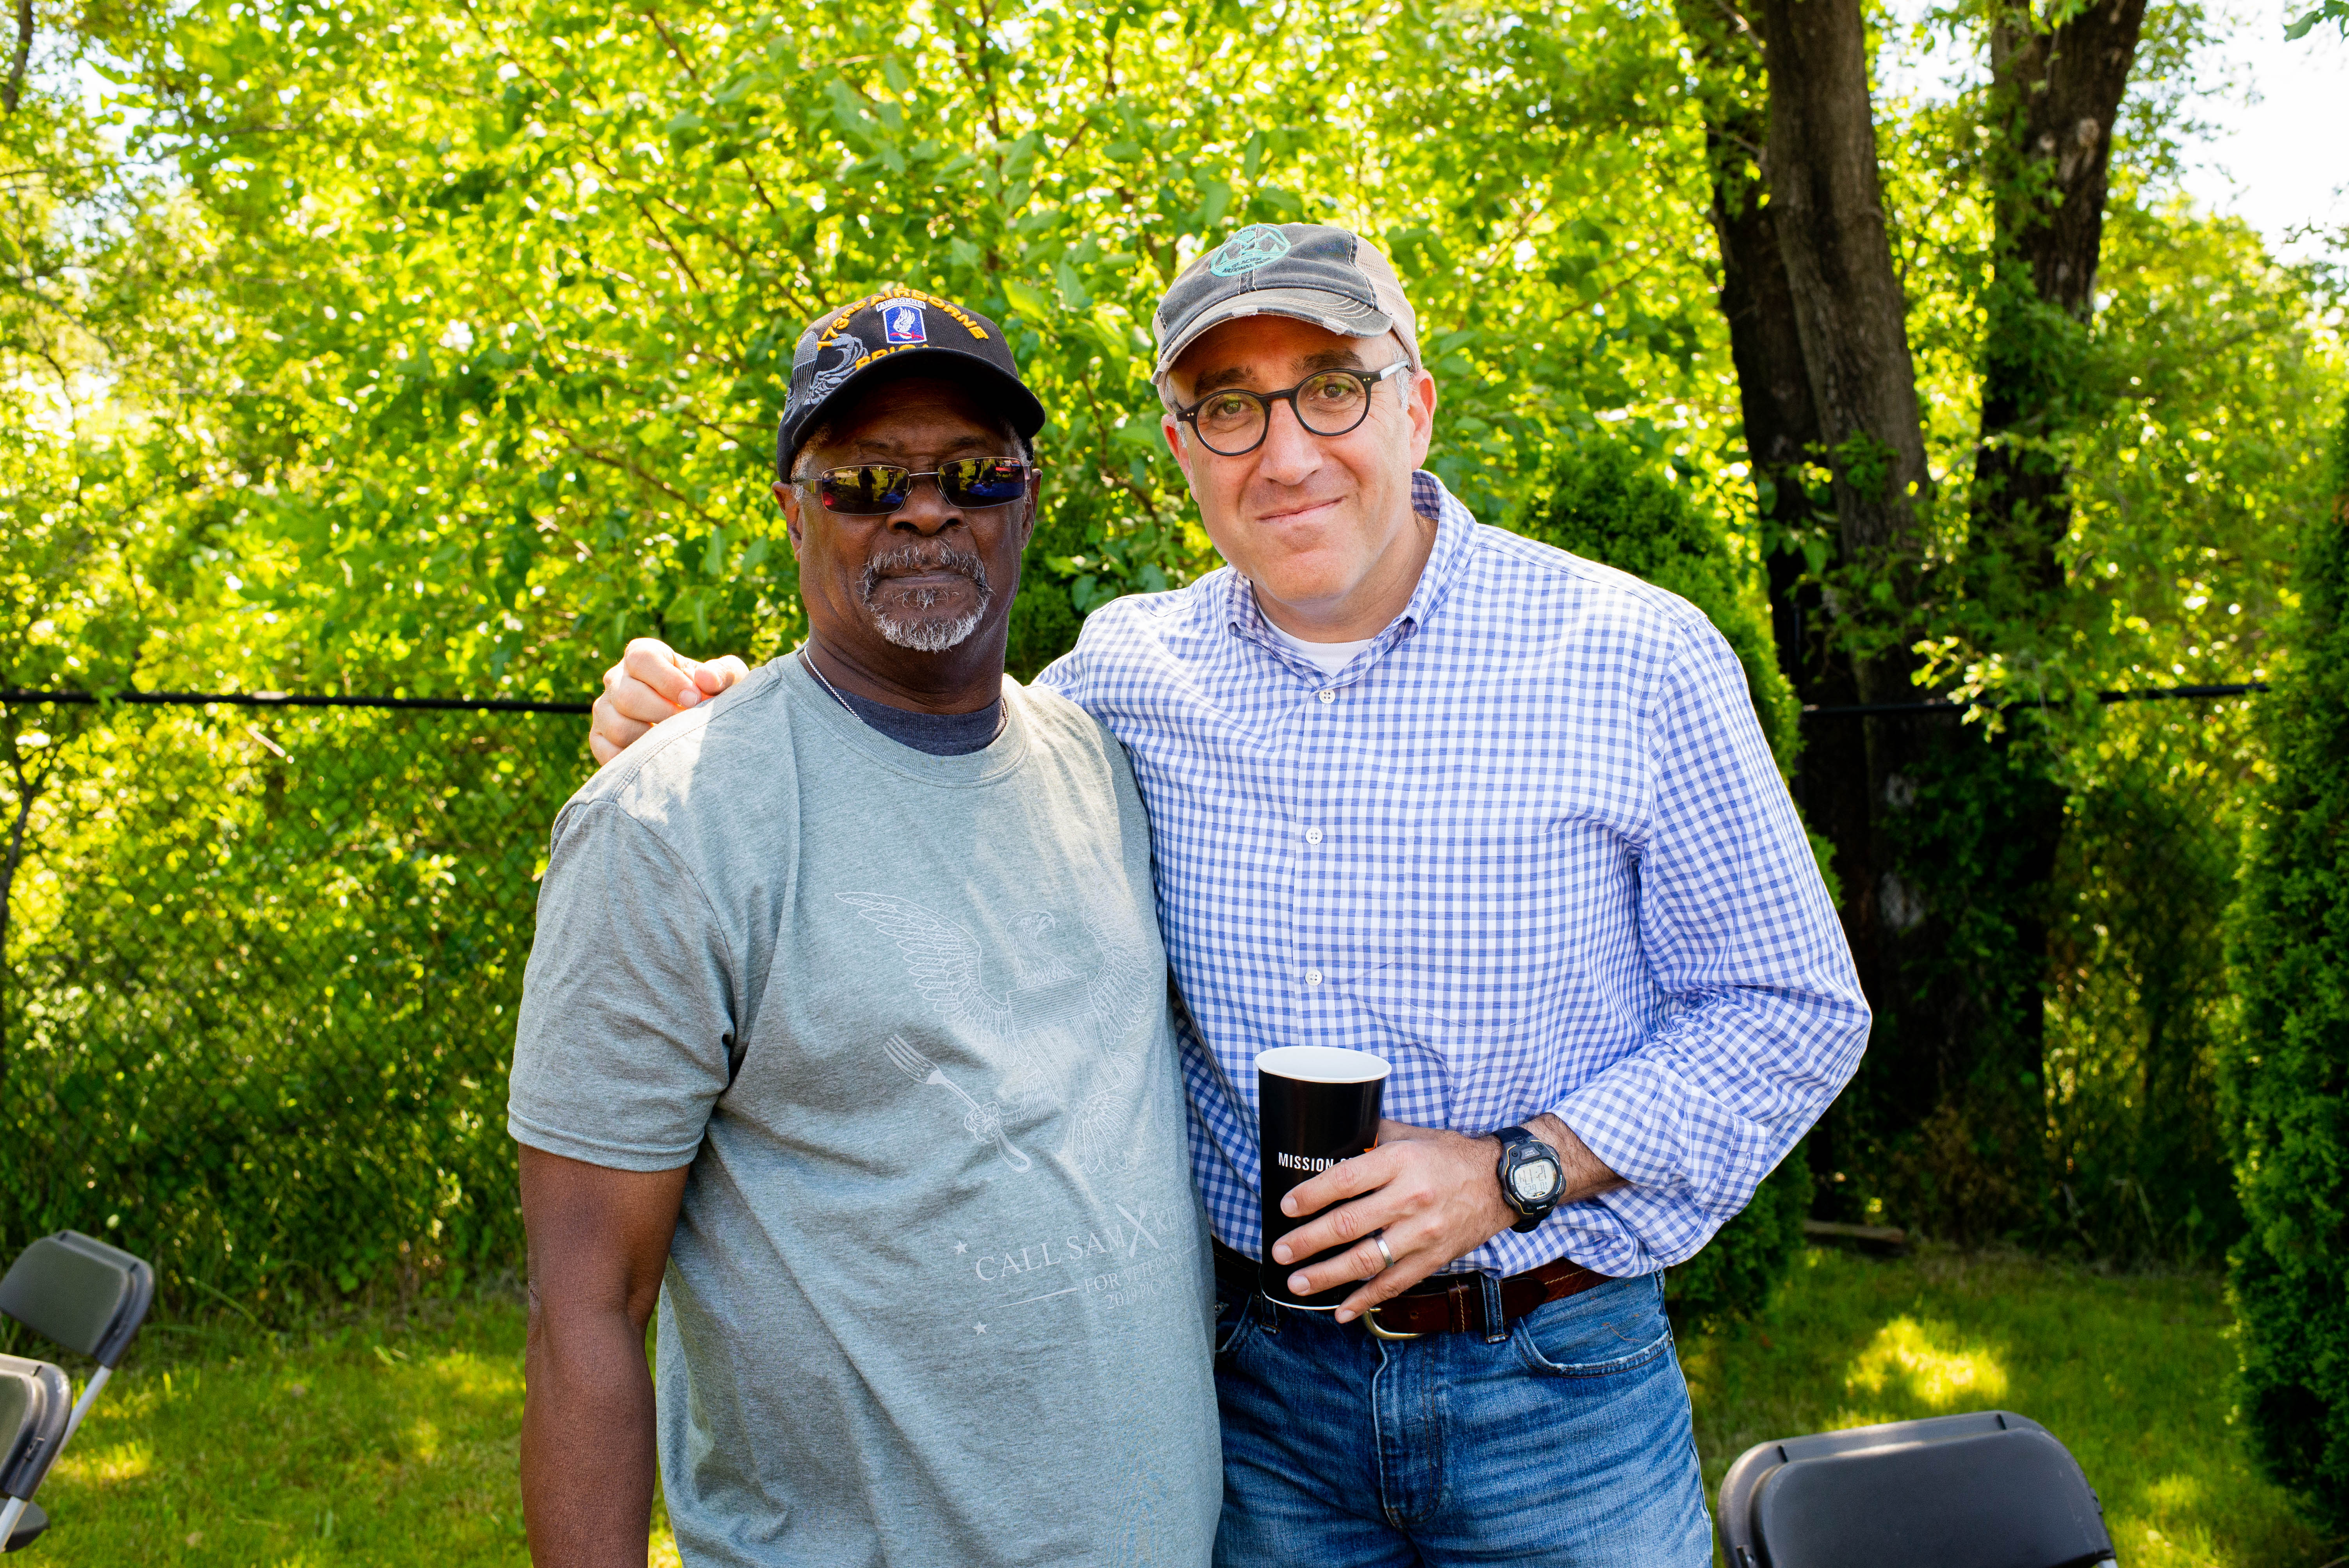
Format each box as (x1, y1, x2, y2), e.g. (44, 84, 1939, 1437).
(1511, 1156, 1562, 1205)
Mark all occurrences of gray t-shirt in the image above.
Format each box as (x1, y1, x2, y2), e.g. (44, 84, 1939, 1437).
(509, 658, 1220, 1568)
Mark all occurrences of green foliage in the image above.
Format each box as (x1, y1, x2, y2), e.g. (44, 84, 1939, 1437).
(2042, 706, 2253, 1263)
(1510, 432, 1799, 772)
(1843, 176, 2338, 1258)
(2284, 0, 2349, 39)
(1665, 1149, 1811, 1331)
(0, 704, 586, 1313)
(0, 0, 1762, 1313)
(1921, 200, 2336, 704)
(1862, 727, 2066, 1243)
(0, 0, 2337, 1315)
(2223, 397, 2349, 1534)
(68, 0, 1736, 695)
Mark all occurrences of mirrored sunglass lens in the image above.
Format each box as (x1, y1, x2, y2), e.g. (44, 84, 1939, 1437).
(943, 459, 1027, 504)
(820, 465, 911, 511)
(1295, 372, 1369, 433)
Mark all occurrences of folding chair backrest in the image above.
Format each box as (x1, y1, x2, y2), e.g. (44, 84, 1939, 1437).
(1717, 1410, 2116, 1568)
(0, 1355, 69, 1504)
(0, 1233, 154, 1368)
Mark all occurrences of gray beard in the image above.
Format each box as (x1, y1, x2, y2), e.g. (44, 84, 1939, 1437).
(861, 546, 992, 653)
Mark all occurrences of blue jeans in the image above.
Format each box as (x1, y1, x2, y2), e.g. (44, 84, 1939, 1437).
(1211, 1271, 1713, 1566)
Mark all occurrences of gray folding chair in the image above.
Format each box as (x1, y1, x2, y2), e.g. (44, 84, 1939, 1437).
(0, 1232, 155, 1554)
(1716, 1410, 2117, 1568)
(0, 1356, 71, 1552)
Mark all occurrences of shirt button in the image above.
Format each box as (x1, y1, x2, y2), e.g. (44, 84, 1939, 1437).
(1317, 689, 1336, 704)
(1305, 969, 1324, 987)
(1304, 827, 1324, 845)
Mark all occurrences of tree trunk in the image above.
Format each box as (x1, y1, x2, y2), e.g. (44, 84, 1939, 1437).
(1683, 0, 2148, 1240)
(1672, 1, 1831, 689)
(1748, 0, 1933, 600)
(1707, 0, 1936, 948)
(1744, 0, 1941, 1149)
(1892, 0, 2147, 1241)
(1675, 0, 1900, 1211)
(3, 0, 29, 117)
(1970, 0, 2150, 597)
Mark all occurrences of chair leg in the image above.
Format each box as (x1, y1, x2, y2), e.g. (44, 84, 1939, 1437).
(59, 1365, 111, 1453)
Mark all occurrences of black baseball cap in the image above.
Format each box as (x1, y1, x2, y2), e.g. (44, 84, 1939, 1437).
(1151, 224, 1424, 382)
(775, 289, 1046, 474)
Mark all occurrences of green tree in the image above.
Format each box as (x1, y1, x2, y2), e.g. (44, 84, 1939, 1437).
(80, 0, 1728, 699)
(2, 0, 2338, 1309)
(2224, 397, 2349, 1533)
(2284, 0, 2348, 38)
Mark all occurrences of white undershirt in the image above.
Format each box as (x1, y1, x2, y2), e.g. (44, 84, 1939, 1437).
(1263, 619, 1377, 677)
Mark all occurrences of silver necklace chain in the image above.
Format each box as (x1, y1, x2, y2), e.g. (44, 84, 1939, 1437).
(799, 643, 860, 719)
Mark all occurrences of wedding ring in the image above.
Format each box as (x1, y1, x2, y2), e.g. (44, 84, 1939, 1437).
(1372, 1231, 1395, 1269)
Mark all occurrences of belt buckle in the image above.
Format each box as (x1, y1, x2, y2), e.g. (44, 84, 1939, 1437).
(1363, 1303, 1424, 1341)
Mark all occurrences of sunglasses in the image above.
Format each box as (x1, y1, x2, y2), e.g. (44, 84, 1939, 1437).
(797, 457, 1035, 515)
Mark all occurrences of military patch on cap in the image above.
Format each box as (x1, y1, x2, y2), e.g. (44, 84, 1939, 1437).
(775, 287, 1043, 478)
(1209, 224, 1294, 278)
(879, 298, 928, 345)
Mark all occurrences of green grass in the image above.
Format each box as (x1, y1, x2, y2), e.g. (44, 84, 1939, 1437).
(19, 1297, 684, 1566)
(1688, 1247, 2340, 1567)
(18, 1250, 2339, 1565)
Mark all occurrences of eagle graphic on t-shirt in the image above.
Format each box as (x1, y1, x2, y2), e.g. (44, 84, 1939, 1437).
(837, 892, 1154, 1171)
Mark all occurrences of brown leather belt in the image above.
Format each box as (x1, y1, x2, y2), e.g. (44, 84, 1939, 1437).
(1213, 1237, 1611, 1338)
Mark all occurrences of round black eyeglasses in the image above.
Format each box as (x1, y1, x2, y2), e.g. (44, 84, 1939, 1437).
(1171, 360, 1413, 457)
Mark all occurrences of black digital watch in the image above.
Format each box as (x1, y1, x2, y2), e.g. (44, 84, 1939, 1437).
(1493, 1126, 1566, 1233)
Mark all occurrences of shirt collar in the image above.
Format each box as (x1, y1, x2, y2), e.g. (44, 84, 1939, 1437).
(1221, 470, 1479, 682)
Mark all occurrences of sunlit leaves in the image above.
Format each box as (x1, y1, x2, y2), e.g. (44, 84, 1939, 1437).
(24, 0, 1742, 691)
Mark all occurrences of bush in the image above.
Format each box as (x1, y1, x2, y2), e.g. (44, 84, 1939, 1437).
(2224, 396, 2349, 1533)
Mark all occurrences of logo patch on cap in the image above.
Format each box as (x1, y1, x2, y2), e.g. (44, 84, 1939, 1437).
(1209, 225, 1292, 278)
(879, 300, 928, 345)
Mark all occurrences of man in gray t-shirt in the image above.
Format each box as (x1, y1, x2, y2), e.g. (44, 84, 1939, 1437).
(509, 292, 1219, 1568)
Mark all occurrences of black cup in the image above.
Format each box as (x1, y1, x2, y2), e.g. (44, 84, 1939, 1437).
(1257, 1046, 1392, 1309)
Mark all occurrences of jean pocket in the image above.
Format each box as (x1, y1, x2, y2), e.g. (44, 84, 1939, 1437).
(1213, 1280, 1257, 1359)
(1512, 1276, 1674, 1379)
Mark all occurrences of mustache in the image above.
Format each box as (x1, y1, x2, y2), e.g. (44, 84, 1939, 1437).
(859, 545, 991, 605)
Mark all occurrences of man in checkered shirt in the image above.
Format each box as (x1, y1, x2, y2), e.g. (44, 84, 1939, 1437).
(594, 224, 1870, 1564)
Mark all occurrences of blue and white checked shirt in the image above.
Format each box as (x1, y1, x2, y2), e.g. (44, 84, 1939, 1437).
(1035, 471, 1868, 1279)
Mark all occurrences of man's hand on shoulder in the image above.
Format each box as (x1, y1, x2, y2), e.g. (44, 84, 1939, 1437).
(590, 638, 752, 765)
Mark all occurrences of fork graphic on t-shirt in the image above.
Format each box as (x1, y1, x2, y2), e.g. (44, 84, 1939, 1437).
(882, 1033, 1034, 1172)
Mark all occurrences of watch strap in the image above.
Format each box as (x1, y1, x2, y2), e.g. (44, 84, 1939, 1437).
(1494, 1125, 1563, 1232)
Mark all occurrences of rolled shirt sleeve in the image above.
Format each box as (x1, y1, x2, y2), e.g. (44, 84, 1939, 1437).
(1553, 618, 1870, 1266)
